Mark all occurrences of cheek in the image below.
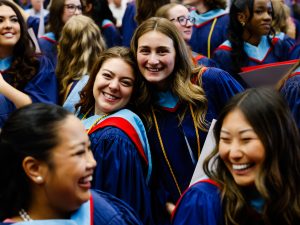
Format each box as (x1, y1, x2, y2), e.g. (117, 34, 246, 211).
(218, 143, 228, 161)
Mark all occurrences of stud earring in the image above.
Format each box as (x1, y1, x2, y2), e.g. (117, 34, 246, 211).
(36, 176, 43, 182)
(240, 21, 245, 27)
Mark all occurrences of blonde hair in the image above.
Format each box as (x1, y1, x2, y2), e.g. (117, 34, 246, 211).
(56, 15, 106, 102)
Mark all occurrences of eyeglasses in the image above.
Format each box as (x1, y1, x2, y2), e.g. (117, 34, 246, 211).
(170, 16, 195, 26)
(64, 4, 82, 13)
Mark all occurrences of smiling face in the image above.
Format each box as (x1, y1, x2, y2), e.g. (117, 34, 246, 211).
(0, 5, 21, 57)
(137, 30, 176, 90)
(168, 4, 193, 42)
(41, 115, 96, 213)
(219, 109, 265, 187)
(93, 57, 135, 115)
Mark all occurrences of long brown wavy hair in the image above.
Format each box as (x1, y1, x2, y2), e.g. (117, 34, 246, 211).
(130, 17, 208, 130)
(204, 88, 300, 225)
(56, 15, 106, 103)
(1, 0, 39, 90)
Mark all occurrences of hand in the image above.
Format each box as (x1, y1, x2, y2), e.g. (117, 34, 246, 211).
(166, 201, 176, 215)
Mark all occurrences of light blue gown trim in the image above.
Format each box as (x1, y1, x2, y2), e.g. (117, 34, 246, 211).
(156, 90, 179, 109)
(14, 199, 90, 225)
(82, 109, 152, 184)
(244, 36, 270, 61)
(0, 56, 12, 71)
(190, 9, 227, 26)
(63, 75, 89, 113)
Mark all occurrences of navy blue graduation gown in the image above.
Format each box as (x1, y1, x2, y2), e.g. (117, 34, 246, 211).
(171, 180, 223, 225)
(189, 9, 229, 58)
(148, 68, 243, 224)
(280, 73, 300, 130)
(101, 19, 122, 48)
(212, 35, 294, 86)
(0, 55, 58, 127)
(121, 1, 137, 47)
(83, 109, 153, 225)
(0, 189, 142, 225)
(38, 32, 58, 67)
(192, 52, 217, 67)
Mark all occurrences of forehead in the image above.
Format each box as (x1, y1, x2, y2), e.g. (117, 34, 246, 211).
(65, 0, 81, 5)
(168, 5, 189, 18)
(253, 0, 272, 8)
(0, 5, 17, 16)
(100, 57, 135, 78)
(138, 30, 174, 48)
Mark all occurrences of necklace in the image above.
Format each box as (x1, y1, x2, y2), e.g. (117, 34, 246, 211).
(151, 103, 200, 196)
(86, 114, 108, 134)
(19, 208, 32, 221)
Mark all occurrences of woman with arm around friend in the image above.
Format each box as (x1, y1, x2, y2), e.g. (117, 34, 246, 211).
(130, 17, 244, 224)
(76, 46, 153, 225)
(172, 88, 300, 225)
(0, 103, 142, 224)
(0, 0, 58, 127)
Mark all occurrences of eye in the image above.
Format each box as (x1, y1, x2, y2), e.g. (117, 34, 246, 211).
(102, 72, 112, 79)
(138, 48, 150, 55)
(75, 150, 85, 156)
(220, 136, 231, 143)
(121, 79, 134, 87)
(11, 17, 18, 23)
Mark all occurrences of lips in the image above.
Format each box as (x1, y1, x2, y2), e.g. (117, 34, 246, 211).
(146, 66, 163, 72)
(232, 163, 253, 171)
(103, 92, 119, 101)
(78, 175, 93, 188)
(2, 32, 14, 38)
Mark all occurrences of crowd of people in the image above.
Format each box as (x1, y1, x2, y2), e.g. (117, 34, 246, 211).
(0, 0, 299, 224)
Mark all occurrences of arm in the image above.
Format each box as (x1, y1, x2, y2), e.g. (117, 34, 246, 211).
(0, 73, 32, 108)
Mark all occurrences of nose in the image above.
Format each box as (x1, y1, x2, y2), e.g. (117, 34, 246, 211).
(4, 20, 12, 29)
(228, 140, 243, 161)
(148, 53, 159, 65)
(87, 151, 97, 169)
(108, 78, 120, 91)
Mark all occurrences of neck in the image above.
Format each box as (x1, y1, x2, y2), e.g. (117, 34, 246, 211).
(0, 47, 13, 59)
(196, 2, 210, 14)
(243, 31, 262, 46)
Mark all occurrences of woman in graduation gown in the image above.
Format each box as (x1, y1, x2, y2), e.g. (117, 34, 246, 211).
(76, 47, 153, 225)
(172, 88, 300, 225)
(0, 0, 58, 128)
(212, 0, 295, 87)
(130, 17, 243, 225)
(0, 103, 142, 225)
(182, 0, 229, 58)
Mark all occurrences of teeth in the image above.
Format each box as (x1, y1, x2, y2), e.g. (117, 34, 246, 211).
(3, 33, 13, 37)
(81, 175, 92, 183)
(147, 68, 160, 72)
(232, 164, 252, 170)
(103, 92, 117, 100)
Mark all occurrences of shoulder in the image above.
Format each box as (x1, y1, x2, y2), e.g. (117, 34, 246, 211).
(172, 180, 223, 225)
(91, 190, 142, 225)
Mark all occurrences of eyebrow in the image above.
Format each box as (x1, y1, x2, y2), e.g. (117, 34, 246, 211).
(220, 128, 254, 134)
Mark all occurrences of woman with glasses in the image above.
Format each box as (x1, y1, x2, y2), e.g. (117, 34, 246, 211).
(182, 0, 229, 58)
(156, 3, 217, 67)
(38, 0, 83, 66)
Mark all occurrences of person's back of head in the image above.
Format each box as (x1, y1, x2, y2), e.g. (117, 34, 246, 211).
(56, 14, 106, 101)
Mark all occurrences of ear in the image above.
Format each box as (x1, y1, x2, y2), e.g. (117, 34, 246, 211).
(237, 12, 247, 25)
(85, 3, 93, 13)
(22, 156, 47, 185)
